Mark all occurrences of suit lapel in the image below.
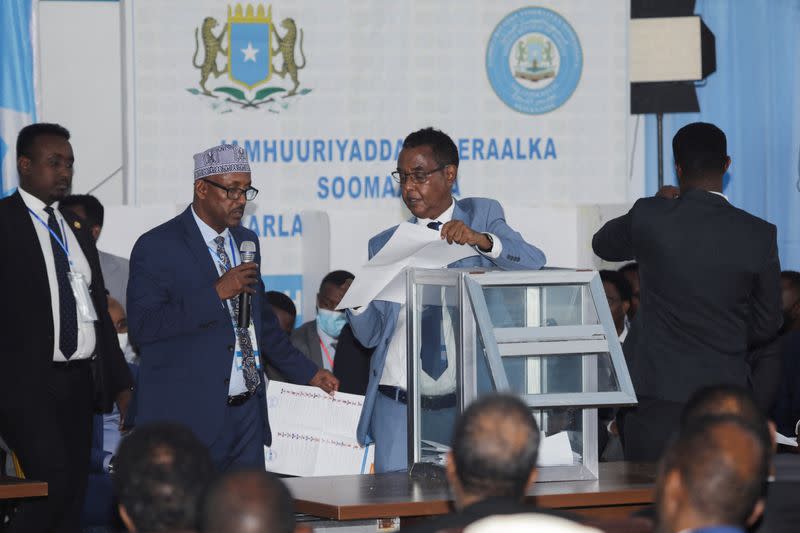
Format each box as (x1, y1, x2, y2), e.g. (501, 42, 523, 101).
(451, 199, 473, 226)
(179, 207, 221, 285)
(9, 193, 51, 306)
(308, 322, 325, 367)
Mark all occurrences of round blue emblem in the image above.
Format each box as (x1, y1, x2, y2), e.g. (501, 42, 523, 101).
(486, 7, 583, 115)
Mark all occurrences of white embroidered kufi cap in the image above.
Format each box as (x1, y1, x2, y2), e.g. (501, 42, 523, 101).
(193, 144, 250, 180)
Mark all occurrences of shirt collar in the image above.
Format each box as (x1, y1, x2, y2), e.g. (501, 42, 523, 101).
(708, 191, 729, 201)
(18, 186, 56, 214)
(191, 205, 230, 245)
(619, 325, 629, 343)
(416, 197, 455, 227)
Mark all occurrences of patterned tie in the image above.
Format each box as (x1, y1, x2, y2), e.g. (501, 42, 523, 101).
(214, 236, 261, 392)
(44, 206, 78, 358)
(427, 221, 442, 231)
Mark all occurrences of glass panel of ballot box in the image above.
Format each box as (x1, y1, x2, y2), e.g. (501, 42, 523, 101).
(405, 268, 637, 482)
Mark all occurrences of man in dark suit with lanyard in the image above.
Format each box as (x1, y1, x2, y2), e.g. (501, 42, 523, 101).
(128, 143, 338, 471)
(0, 123, 133, 533)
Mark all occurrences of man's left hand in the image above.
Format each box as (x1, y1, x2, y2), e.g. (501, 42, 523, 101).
(309, 369, 339, 395)
(440, 220, 492, 252)
(116, 389, 132, 430)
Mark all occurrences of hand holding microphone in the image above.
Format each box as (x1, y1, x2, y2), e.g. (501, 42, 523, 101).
(237, 241, 257, 328)
(214, 241, 258, 302)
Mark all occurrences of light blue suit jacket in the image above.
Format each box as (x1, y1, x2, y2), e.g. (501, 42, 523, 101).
(347, 197, 546, 445)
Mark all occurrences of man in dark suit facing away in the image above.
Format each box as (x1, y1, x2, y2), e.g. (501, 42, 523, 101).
(592, 122, 782, 461)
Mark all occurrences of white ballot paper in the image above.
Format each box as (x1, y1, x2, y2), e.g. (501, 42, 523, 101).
(537, 431, 575, 466)
(776, 432, 798, 447)
(337, 222, 478, 309)
(264, 381, 374, 476)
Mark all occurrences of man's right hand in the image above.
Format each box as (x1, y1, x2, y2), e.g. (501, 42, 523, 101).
(215, 262, 259, 300)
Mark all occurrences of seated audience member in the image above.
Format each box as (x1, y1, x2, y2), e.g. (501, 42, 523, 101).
(291, 270, 354, 371)
(680, 385, 798, 533)
(405, 394, 575, 533)
(264, 291, 298, 381)
(266, 291, 297, 335)
(600, 270, 632, 341)
(772, 271, 800, 437)
(656, 415, 770, 533)
(598, 270, 632, 461)
(81, 297, 139, 530)
(463, 514, 602, 533)
(113, 422, 215, 533)
(61, 194, 130, 309)
(201, 468, 310, 533)
(681, 385, 772, 439)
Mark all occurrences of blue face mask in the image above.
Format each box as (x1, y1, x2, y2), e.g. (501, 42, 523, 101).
(317, 308, 347, 338)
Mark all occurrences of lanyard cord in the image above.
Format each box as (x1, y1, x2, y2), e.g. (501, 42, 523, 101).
(319, 337, 334, 369)
(28, 207, 70, 258)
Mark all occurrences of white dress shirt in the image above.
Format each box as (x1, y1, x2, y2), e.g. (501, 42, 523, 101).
(191, 206, 261, 396)
(316, 323, 337, 371)
(19, 187, 96, 361)
(380, 198, 502, 389)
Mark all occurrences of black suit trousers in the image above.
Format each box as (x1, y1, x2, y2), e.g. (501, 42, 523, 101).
(1, 362, 94, 533)
(622, 396, 684, 462)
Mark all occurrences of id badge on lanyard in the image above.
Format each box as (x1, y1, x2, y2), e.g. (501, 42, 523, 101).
(30, 208, 98, 322)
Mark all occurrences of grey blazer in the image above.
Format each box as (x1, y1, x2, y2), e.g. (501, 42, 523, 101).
(99, 250, 130, 310)
(290, 319, 324, 369)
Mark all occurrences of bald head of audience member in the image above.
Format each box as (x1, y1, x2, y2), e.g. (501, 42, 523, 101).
(656, 415, 770, 533)
(447, 394, 540, 509)
(201, 469, 310, 533)
(681, 384, 775, 453)
(113, 422, 215, 533)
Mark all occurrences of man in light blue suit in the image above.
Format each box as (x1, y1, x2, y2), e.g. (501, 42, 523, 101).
(128, 144, 338, 471)
(347, 128, 546, 472)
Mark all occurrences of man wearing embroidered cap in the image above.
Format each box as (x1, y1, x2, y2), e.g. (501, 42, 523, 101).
(128, 143, 339, 471)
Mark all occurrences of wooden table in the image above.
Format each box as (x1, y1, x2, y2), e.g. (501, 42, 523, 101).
(285, 462, 656, 522)
(0, 477, 48, 500)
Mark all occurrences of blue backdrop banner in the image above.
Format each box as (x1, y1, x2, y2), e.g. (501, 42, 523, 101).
(0, 0, 37, 197)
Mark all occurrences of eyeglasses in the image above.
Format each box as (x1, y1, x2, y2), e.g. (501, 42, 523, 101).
(391, 166, 446, 185)
(202, 178, 259, 201)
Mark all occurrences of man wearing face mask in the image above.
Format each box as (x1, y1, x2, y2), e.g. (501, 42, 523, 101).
(290, 270, 353, 371)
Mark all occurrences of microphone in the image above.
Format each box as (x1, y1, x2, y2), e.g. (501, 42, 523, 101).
(237, 241, 257, 329)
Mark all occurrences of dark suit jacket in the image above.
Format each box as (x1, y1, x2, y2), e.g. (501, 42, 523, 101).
(333, 324, 373, 396)
(0, 191, 132, 417)
(290, 320, 325, 368)
(127, 206, 319, 446)
(771, 331, 800, 436)
(592, 189, 782, 403)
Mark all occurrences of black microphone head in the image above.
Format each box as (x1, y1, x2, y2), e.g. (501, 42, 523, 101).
(240, 240, 256, 263)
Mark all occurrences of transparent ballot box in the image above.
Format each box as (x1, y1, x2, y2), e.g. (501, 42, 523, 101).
(405, 268, 637, 482)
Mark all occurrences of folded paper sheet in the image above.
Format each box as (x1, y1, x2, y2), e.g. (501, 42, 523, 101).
(264, 382, 374, 476)
(337, 222, 478, 309)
